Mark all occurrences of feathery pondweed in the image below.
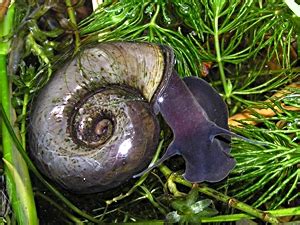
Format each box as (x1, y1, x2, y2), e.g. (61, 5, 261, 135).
(0, 0, 299, 223)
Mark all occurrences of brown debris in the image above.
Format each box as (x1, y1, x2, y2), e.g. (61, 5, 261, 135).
(229, 83, 300, 127)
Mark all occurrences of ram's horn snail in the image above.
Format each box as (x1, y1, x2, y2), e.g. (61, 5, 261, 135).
(29, 42, 236, 194)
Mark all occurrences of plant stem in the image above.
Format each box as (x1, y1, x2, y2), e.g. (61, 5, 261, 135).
(284, 0, 300, 16)
(176, 176, 279, 223)
(160, 165, 280, 223)
(20, 92, 29, 148)
(0, 2, 38, 224)
(0, 52, 17, 223)
(3, 159, 38, 224)
(213, 5, 229, 100)
(78, 206, 300, 224)
(159, 163, 172, 178)
(160, 165, 279, 223)
(199, 206, 300, 223)
(35, 192, 83, 224)
(149, 4, 160, 26)
(65, 0, 80, 53)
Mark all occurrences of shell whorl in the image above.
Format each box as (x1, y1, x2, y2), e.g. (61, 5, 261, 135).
(29, 42, 173, 193)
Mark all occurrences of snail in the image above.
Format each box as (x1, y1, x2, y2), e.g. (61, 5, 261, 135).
(29, 42, 238, 194)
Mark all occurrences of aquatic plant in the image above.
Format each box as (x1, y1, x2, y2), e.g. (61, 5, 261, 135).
(0, 0, 299, 223)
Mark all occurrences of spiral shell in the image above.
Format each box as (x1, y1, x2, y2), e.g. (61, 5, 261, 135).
(29, 42, 173, 193)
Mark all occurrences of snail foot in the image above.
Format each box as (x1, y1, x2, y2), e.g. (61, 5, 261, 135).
(133, 125, 236, 183)
(134, 73, 237, 182)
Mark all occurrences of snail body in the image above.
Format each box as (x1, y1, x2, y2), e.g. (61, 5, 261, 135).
(29, 42, 236, 194)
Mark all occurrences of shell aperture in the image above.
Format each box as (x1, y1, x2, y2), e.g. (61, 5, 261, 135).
(29, 42, 236, 193)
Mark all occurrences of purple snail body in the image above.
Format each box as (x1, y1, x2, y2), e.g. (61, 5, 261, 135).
(29, 42, 236, 194)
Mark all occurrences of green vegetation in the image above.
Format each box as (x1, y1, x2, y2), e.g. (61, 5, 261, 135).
(0, 2, 37, 224)
(0, 0, 299, 224)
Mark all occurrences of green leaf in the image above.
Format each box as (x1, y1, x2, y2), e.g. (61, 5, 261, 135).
(185, 187, 199, 206)
(190, 199, 213, 214)
(165, 211, 181, 223)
